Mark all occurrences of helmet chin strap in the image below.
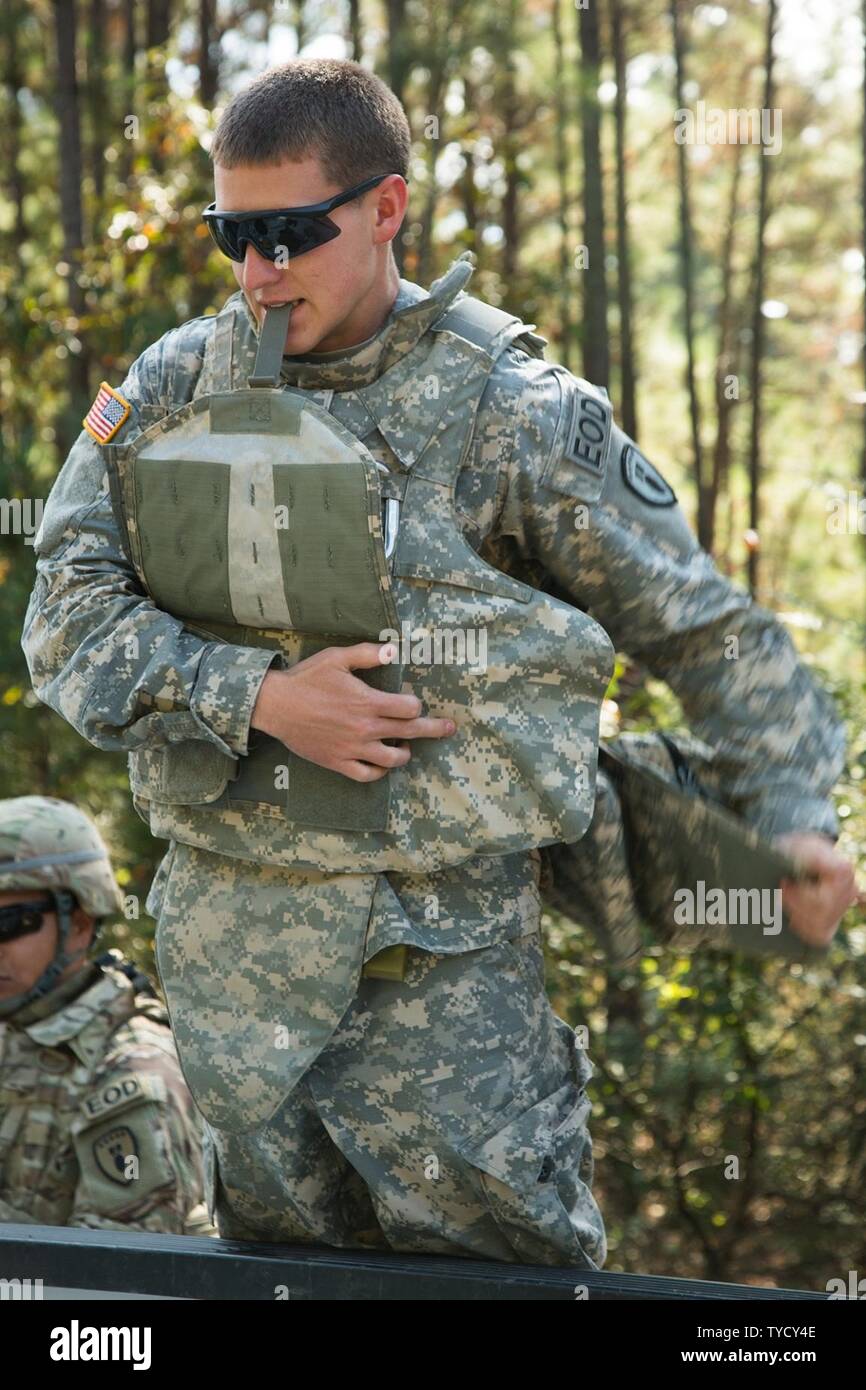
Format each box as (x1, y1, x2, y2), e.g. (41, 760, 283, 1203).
(0, 888, 91, 1020)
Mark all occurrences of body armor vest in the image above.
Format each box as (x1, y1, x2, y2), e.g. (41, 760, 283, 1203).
(106, 261, 614, 874)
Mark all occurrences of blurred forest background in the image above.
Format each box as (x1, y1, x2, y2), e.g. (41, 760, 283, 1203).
(2, 0, 866, 1289)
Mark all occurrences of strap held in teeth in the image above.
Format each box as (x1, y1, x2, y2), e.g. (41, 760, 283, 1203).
(249, 302, 293, 387)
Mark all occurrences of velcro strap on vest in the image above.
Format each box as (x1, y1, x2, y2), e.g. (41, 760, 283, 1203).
(249, 302, 292, 387)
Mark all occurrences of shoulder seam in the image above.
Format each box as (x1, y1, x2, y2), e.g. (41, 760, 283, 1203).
(132, 312, 215, 408)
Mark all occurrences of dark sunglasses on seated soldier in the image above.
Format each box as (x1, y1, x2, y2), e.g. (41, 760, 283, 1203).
(202, 173, 400, 263)
(0, 896, 56, 943)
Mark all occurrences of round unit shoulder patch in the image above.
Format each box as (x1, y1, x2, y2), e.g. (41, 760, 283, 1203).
(621, 444, 677, 507)
(92, 1124, 140, 1185)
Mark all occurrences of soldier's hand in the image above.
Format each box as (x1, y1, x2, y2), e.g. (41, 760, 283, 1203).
(774, 832, 859, 948)
(250, 642, 455, 782)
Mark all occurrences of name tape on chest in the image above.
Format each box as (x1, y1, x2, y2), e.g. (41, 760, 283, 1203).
(80, 1071, 168, 1124)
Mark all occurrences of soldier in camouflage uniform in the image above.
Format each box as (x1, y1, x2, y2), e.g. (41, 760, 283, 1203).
(0, 797, 209, 1233)
(21, 61, 856, 1265)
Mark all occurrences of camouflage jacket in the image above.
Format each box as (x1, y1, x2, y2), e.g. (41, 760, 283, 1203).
(0, 958, 206, 1231)
(22, 254, 845, 965)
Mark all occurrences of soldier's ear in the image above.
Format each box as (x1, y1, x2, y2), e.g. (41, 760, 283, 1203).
(68, 906, 96, 952)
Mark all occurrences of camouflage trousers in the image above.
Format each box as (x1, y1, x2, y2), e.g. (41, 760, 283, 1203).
(200, 931, 606, 1269)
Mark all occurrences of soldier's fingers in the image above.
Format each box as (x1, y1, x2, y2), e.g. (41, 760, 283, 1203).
(369, 717, 455, 741)
(339, 759, 392, 783)
(333, 642, 399, 670)
(782, 879, 837, 910)
(784, 856, 855, 895)
(365, 688, 425, 719)
(790, 918, 837, 949)
(783, 879, 855, 932)
(358, 741, 413, 769)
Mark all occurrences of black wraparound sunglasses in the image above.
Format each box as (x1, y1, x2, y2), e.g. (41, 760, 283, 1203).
(202, 173, 400, 263)
(0, 896, 56, 944)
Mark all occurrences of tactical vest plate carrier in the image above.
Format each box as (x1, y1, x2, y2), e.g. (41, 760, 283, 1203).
(106, 268, 615, 874)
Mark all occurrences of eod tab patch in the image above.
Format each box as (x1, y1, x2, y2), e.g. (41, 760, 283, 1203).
(80, 1071, 167, 1123)
(564, 385, 612, 480)
(541, 375, 613, 503)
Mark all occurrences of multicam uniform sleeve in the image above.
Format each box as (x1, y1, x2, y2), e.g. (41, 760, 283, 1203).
(20, 320, 279, 758)
(487, 351, 845, 841)
(65, 1056, 206, 1234)
(0, 1200, 39, 1223)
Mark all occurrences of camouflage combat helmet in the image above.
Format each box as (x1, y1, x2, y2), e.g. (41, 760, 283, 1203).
(0, 797, 123, 1018)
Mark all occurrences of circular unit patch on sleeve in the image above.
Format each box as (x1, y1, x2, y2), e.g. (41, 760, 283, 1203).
(621, 444, 677, 507)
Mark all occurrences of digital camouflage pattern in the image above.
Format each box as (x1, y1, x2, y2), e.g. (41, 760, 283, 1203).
(21, 251, 845, 1259)
(23, 251, 843, 852)
(542, 731, 824, 967)
(205, 922, 604, 1268)
(0, 956, 208, 1232)
(102, 255, 614, 873)
(22, 252, 844, 856)
(151, 836, 547, 1133)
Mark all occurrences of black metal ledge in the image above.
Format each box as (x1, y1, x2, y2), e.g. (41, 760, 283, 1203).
(0, 1224, 830, 1300)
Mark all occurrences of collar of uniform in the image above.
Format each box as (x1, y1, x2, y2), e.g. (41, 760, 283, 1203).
(17, 965, 122, 1045)
(235, 252, 476, 391)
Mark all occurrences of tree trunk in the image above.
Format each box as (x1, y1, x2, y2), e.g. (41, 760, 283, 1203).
(53, 0, 91, 451)
(348, 0, 362, 62)
(146, 0, 170, 153)
(552, 0, 572, 369)
(746, 0, 778, 598)
(710, 145, 744, 561)
(417, 4, 464, 287)
(578, 0, 609, 387)
(500, 0, 520, 286)
(3, 2, 27, 248)
(87, 0, 106, 205)
(861, 0, 866, 618)
(385, 0, 410, 273)
(386, 0, 410, 106)
(119, 0, 137, 184)
(416, 117, 442, 288)
(611, 0, 637, 438)
(199, 0, 217, 107)
(124, 0, 137, 71)
(460, 74, 479, 257)
(146, 0, 171, 49)
(294, 0, 306, 56)
(670, 0, 707, 547)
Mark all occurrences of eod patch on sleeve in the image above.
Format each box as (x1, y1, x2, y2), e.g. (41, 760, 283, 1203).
(71, 1074, 175, 1217)
(541, 372, 613, 503)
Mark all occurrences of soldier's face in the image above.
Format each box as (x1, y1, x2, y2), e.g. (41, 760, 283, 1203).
(0, 890, 93, 999)
(213, 156, 407, 355)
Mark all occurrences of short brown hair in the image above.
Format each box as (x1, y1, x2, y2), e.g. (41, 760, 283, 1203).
(210, 59, 411, 190)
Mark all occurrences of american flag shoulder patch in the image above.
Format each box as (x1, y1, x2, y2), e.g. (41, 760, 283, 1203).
(82, 381, 132, 444)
